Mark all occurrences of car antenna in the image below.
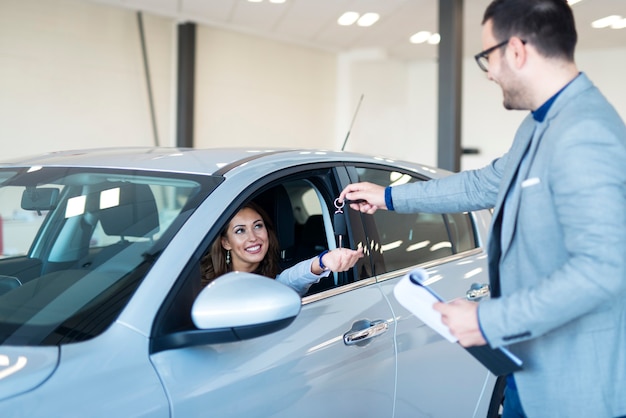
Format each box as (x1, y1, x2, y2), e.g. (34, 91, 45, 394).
(341, 94, 364, 151)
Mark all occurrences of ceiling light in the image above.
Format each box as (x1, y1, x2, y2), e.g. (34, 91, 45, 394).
(338, 11, 360, 26)
(591, 15, 622, 28)
(611, 18, 626, 29)
(428, 33, 441, 45)
(410, 31, 431, 44)
(357, 13, 380, 27)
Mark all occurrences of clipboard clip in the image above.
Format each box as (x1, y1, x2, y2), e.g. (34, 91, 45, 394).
(466, 283, 490, 302)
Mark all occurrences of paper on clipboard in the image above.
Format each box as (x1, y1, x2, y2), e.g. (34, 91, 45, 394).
(392, 268, 457, 343)
(393, 267, 524, 376)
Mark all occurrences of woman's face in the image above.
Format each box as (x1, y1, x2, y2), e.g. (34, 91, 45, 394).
(221, 207, 269, 272)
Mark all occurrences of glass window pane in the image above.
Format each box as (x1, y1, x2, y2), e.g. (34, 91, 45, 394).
(446, 212, 477, 253)
(354, 167, 452, 272)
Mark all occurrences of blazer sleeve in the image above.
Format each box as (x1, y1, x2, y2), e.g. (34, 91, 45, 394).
(391, 156, 506, 214)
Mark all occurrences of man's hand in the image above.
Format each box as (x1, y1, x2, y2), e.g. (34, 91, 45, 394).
(433, 299, 487, 347)
(339, 182, 387, 214)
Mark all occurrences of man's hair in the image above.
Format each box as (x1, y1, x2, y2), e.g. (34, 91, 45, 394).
(483, 0, 577, 61)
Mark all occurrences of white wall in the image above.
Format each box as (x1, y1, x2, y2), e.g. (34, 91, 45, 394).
(341, 46, 626, 170)
(194, 26, 337, 149)
(0, 0, 624, 170)
(0, 0, 174, 159)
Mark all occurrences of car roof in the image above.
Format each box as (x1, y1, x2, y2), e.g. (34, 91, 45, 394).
(0, 147, 447, 178)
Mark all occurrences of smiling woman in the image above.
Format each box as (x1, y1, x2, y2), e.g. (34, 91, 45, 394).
(201, 201, 363, 296)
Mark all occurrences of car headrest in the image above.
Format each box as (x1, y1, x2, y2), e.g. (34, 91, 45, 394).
(98, 183, 160, 238)
(254, 185, 295, 261)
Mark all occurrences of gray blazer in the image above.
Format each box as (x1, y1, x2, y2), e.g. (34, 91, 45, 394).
(392, 73, 626, 417)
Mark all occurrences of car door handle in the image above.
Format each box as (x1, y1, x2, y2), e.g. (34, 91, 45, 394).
(466, 283, 490, 301)
(343, 319, 389, 346)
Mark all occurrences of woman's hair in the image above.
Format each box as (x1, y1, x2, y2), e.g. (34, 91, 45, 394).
(484, 0, 577, 62)
(201, 201, 281, 287)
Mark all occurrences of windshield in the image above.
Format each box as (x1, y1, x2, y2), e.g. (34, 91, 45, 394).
(0, 167, 219, 346)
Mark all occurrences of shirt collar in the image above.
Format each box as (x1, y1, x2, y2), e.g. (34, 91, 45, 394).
(531, 72, 581, 122)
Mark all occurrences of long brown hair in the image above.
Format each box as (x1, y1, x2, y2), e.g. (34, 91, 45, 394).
(201, 202, 280, 287)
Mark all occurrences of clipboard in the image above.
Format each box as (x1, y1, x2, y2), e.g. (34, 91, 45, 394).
(393, 268, 523, 376)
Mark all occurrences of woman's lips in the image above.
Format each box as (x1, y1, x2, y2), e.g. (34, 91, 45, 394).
(246, 244, 262, 254)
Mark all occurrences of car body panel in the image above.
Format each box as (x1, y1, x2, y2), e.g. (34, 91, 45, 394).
(151, 282, 396, 417)
(0, 346, 59, 401)
(0, 147, 497, 417)
(377, 254, 496, 417)
(0, 325, 169, 417)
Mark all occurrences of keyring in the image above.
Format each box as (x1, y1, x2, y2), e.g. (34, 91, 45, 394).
(334, 198, 344, 213)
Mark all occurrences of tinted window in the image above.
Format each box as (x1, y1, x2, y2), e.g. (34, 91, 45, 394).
(353, 167, 476, 273)
(446, 212, 476, 254)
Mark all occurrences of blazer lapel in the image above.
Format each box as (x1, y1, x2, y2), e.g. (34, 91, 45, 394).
(491, 115, 536, 232)
(500, 122, 545, 257)
(488, 116, 536, 296)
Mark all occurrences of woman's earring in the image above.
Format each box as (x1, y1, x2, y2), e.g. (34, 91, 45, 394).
(226, 250, 231, 265)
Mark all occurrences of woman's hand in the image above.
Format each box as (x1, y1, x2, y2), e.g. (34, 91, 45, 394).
(313, 247, 364, 274)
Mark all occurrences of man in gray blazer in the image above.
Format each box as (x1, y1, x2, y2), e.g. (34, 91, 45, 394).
(340, 0, 626, 416)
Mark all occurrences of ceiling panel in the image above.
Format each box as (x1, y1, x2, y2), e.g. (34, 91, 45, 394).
(230, 1, 288, 31)
(180, 0, 235, 22)
(89, 0, 626, 61)
(272, 0, 351, 43)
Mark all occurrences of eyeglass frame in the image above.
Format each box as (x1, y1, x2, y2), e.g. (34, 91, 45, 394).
(474, 38, 527, 72)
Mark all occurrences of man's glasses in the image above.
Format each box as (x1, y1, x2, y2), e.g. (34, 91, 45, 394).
(474, 39, 526, 72)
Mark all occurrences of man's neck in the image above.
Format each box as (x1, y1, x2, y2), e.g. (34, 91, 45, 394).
(529, 61, 579, 111)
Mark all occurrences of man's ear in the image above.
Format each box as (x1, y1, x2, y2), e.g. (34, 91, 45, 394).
(510, 37, 528, 69)
(221, 236, 231, 251)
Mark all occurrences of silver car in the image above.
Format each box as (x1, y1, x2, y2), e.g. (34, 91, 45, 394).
(0, 148, 502, 417)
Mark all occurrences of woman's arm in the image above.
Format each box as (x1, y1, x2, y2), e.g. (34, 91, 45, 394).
(277, 248, 364, 296)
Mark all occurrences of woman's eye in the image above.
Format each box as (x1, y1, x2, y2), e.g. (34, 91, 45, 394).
(254, 222, 264, 230)
(234, 227, 245, 234)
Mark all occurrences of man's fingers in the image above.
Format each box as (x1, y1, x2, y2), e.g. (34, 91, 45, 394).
(433, 301, 448, 314)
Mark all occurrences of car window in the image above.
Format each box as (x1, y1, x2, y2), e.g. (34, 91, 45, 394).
(242, 176, 368, 294)
(446, 211, 477, 253)
(352, 166, 476, 273)
(0, 167, 217, 346)
(152, 167, 371, 344)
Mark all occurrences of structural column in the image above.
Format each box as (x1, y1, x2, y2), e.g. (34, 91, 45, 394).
(176, 22, 196, 148)
(437, 0, 463, 172)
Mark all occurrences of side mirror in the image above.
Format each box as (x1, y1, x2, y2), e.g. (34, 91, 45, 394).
(21, 187, 59, 211)
(192, 272, 301, 331)
(152, 272, 302, 352)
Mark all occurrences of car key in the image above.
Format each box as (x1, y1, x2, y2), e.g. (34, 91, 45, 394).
(334, 198, 347, 248)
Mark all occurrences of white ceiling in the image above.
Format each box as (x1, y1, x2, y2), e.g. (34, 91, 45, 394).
(91, 0, 626, 60)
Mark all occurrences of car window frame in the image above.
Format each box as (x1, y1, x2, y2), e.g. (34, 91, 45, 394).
(150, 163, 374, 350)
(343, 163, 480, 278)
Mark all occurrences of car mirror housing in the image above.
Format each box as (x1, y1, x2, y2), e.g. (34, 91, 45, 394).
(151, 272, 302, 352)
(192, 272, 301, 330)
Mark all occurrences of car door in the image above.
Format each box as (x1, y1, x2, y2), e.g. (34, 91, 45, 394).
(344, 164, 496, 417)
(149, 165, 398, 417)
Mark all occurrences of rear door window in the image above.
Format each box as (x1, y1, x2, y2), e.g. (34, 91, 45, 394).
(350, 166, 476, 274)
